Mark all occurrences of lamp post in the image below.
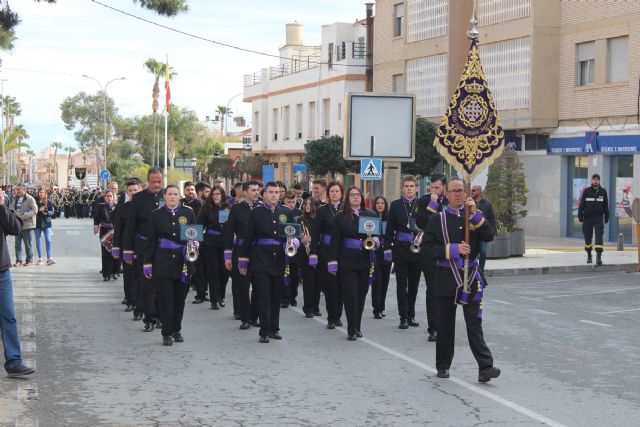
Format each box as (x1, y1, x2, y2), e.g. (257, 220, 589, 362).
(224, 92, 243, 138)
(0, 79, 6, 185)
(82, 75, 126, 188)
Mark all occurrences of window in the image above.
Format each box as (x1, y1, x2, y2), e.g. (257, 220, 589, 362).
(393, 3, 404, 37)
(272, 108, 279, 141)
(407, 0, 447, 42)
(406, 54, 447, 117)
(336, 42, 346, 61)
(607, 36, 628, 83)
(283, 106, 290, 140)
(254, 111, 259, 142)
(479, 0, 531, 26)
(295, 104, 303, 139)
(577, 41, 595, 86)
(328, 43, 334, 69)
(322, 98, 330, 136)
(392, 74, 404, 93)
(308, 102, 316, 139)
(524, 134, 548, 151)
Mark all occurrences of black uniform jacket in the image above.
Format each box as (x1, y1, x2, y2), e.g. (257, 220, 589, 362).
(144, 205, 195, 279)
(237, 203, 294, 276)
(123, 188, 165, 256)
(182, 197, 203, 217)
(223, 200, 261, 263)
(416, 193, 448, 266)
(198, 203, 227, 248)
(423, 207, 493, 297)
(112, 201, 132, 253)
(384, 196, 421, 263)
(328, 208, 377, 272)
(309, 203, 341, 262)
(93, 203, 117, 238)
(578, 185, 609, 223)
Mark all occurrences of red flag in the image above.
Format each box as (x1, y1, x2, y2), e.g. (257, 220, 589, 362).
(165, 62, 171, 113)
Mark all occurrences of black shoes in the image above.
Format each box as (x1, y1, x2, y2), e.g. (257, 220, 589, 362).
(408, 318, 420, 327)
(249, 320, 260, 327)
(374, 312, 383, 319)
(478, 366, 501, 383)
(192, 297, 205, 304)
(268, 332, 282, 340)
(172, 332, 184, 343)
(6, 362, 35, 378)
(327, 322, 336, 330)
(355, 331, 363, 338)
(103, 276, 110, 281)
(399, 319, 409, 329)
(335, 320, 343, 327)
(428, 332, 437, 342)
(233, 313, 241, 320)
(162, 336, 173, 346)
(211, 302, 220, 310)
(305, 313, 314, 318)
(219, 299, 226, 307)
(436, 369, 449, 379)
(596, 254, 603, 266)
(133, 313, 142, 321)
(156, 320, 163, 329)
(121, 299, 128, 305)
(143, 322, 155, 332)
(347, 335, 357, 341)
(259, 336, 269, 343)
(587, 253, 593, 264)
(290, 299, 297, 307)
(125, 305, 134, 312)
(313, 311, 322, 317)
(239, 322, 250, 330)
(281, 302, 289, 309)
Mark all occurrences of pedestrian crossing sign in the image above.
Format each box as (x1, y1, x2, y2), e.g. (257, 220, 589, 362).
(361, 158, 382, 180)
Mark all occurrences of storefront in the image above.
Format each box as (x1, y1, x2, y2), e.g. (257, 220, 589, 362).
(548, 132, 639, 243)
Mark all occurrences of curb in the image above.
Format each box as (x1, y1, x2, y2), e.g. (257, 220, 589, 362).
(485, 263, 639, 276)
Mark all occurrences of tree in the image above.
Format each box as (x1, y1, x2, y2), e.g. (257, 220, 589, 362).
(304, 135, 358, 177)
(1, 95, 21, 131)
(50, 141, 63, 185)
(144, 58, 176, 166)
(64, 145, 76, 178)
(215, 105, 232, 136)
(208, 157, 234, 180)
(131, 0, 189, 16)
(25, 149, 35, 183)
(166, 105, 203, 169)
(401, 117, 442, 177)
(484, 149, 528, 232)
(238, 155, 265, 178)
(60, 91, 118, 171)
(106, 139, 145, 185)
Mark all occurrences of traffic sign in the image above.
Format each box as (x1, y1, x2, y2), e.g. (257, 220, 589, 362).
(361, 158, 382, 180)
(100, 169, 111, 180)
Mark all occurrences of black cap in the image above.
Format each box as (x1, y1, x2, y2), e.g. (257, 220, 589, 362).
(592, 173, 600, 180)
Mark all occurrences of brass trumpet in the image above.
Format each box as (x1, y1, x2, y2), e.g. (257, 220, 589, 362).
(302, 224, 311, 256)
(285, 236, 298, 257)
(186, 240, 199, 262)
(363, 234, 376, 251)
(409, 231, 424, 254)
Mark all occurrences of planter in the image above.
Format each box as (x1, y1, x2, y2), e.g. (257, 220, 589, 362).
(486, 232, 510, 259)
(509, 229, 525, 257)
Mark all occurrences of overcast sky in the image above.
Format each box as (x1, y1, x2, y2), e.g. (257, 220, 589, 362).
(2, 0, 366, 152)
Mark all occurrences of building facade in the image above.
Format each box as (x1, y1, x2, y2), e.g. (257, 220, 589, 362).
(373, 0, 639, 242)
(243, 21, 367, 186)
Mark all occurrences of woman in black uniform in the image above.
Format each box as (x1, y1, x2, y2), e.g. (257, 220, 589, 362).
(197, 185, 229, 310)
(144, 185, 196, 346)
(299, 197, 322, 318)
(372, 196, 391, 319)
(328, 186, 378, 341)
(93, 190, 118, 281)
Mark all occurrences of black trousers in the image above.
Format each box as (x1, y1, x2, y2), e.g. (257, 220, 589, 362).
(423, 267, 438, 334)
(372, 263, 391, 314)
(122, 259, 137, 305)
(435, 296, 493, 372)
(231, 267, 251, 323)
(156, 276, 189, 338)
(281, 261, 301, 304)
(302, 263, 321, 315)
(219, 264, 230, 302)
(318, 260, 343, 323)
(582, 216, 604, 254)
(339, 269, 369, 336)
(193, 255, 207, 299)
(135, 256, 157, 324)
(253, 273, 282, 337)
(100, 244, 118, 279)
(201, 245, 225, 303)
(395, 259, 421, 320)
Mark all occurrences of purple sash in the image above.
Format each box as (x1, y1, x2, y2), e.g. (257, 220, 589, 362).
(395, 232, 414, 242)
(207, 229, 222, 236)
(158, 238, 189, 284)
(341, 238, 376, 286)
(321, 234, 332, 245)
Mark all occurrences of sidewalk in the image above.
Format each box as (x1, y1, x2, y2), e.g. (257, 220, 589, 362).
(484, 235, 640, 276)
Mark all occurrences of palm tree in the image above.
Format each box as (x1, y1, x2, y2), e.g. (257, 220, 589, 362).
(26, 149, 35, 184)
(50, 141, 63, 186)
(64, 145, 76, 177)
(0, 29, 16, 51)
(144, 58, 176, 167)
(1, 96, 21, 131)
(45, 161, 54, 185)
(215, 106, 232, 137)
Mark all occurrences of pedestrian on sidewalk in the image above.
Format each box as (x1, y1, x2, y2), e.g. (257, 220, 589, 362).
(12, 185, 37, 267)
(34, 188, 56, 266)
(471, 185, 496, 272)
(0, 188, 36, 377)
(578, 174, 609, 265)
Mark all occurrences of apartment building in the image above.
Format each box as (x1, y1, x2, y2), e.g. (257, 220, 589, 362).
(374, 0, 639, 242)
(243, 22, 366, 185)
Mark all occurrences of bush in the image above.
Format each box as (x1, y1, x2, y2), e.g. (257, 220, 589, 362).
(484, 149, 528, 232)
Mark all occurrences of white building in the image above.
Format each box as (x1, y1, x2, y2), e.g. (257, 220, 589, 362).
(243, 21, 367, 185)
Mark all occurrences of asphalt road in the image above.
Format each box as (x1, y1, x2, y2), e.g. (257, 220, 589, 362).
(1, 218, 639, 426)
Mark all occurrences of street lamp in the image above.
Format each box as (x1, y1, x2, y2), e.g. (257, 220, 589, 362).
(224, 92, 243, 138)
(82, 75, 126, 188)
(0, 79, 7, 185)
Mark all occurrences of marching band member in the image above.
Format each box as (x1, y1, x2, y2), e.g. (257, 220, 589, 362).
(281, 189, 302, 308)
(299, 197, 322, 318)
(372, 196, 390, 319)
(93, 190, 118, 281)
(143, 185, 196, 346)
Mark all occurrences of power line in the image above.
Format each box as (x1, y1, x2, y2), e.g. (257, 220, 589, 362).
(90, 0, 366, 69)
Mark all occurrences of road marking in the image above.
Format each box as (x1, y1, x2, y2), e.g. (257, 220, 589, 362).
(531, 309, 557, 315)
(492, 299, 513, 305)
(579, 320, 612, 327)
(291, 307, 567, 427)
(544, 286, 640, 299)
(596, 307, 640, 315)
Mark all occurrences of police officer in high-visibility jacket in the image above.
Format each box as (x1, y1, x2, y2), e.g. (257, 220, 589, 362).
(578, 174, 609, 266)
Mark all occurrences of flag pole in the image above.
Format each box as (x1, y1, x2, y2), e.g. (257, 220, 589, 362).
(164, 54, 169, 187)
(164, 110, 168, 187)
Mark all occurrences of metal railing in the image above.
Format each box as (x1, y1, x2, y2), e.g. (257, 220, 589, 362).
(244, 72, 263, 87)
(352, 42, 366, 59)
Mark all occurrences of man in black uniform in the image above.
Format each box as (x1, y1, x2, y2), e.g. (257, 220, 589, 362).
(181, 181, 206, 301)
(416, 173, 447, 342)
(224, 180, 261, 329)
(578, 174, 609, 265)
(384, 175, 422, 330)
(281, 189, 303, 308)
(123, 168, 165, 332)
(423, 176, 500, 382)
(112, 178, 142, 314)
(238, 182, 295, 342)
